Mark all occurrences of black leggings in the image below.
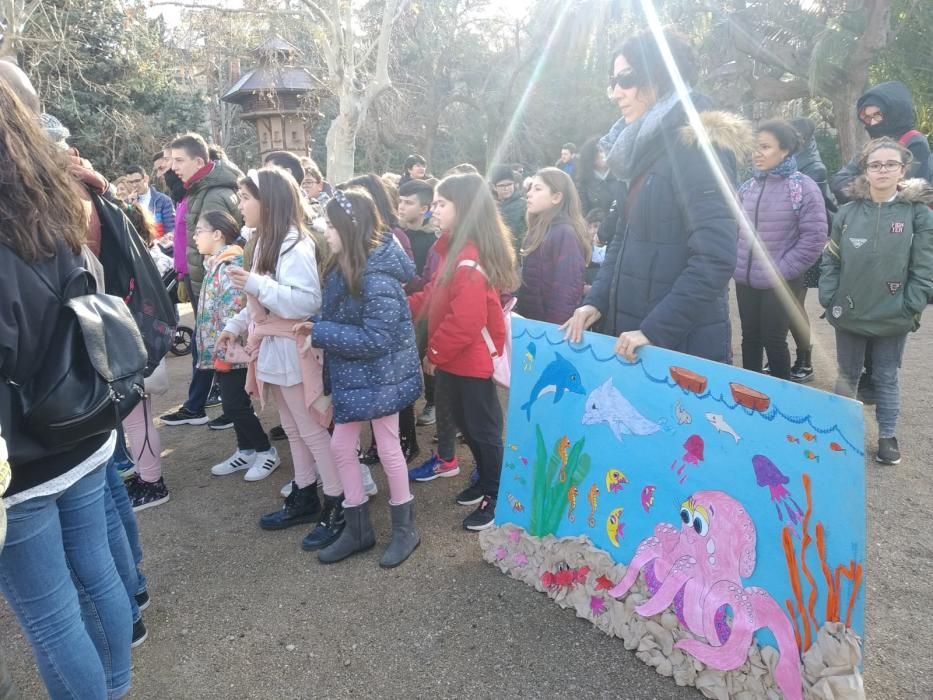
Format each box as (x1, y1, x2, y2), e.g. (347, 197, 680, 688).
(736, 280, 802, 380)
(216, 369, 270, 452)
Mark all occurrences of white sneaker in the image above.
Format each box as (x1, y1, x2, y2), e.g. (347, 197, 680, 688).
(280, 480, 294, 498)
(244, 448, 281, 482)
(361, 463, 378, 496)
(211, 450, 257, 476)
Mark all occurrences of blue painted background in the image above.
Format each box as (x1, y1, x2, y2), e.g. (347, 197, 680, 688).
(497, 319, 866, 648)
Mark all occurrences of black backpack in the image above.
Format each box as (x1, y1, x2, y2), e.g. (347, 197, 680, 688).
(6, 266, 147, 447)
(94, 194, 177, 377)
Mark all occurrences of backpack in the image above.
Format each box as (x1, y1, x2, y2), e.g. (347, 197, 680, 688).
(898, 130, 933, 182)
(457, 260, 516, 388)
(5, 266, 147, 448)
(94, 194, 176, 377)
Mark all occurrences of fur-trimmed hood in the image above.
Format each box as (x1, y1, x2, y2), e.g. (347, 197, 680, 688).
(845, 176, 933, 204)
(678, 110, 755, 163)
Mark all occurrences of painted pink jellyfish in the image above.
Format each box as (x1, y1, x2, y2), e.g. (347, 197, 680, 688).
(752, 454, 804, 525)
(670, 434, 704, 484)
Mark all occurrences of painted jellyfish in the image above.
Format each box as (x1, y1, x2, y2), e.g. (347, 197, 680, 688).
(752, 454, 804, 525)
(670, 434, 704, 484)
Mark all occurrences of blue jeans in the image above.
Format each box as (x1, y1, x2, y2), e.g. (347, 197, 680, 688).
(105, 457, 146, 622)
(834, 330, 907, 438)
(184, 328, 214, 414)
(0, 466, 132, 699)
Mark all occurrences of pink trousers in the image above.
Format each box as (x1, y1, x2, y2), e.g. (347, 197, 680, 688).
(271, 383, 340, 496)
(123, 398, 162, 483)
(332, 414, 412, 507)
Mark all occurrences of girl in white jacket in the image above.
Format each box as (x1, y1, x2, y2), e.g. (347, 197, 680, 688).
(218, 167, 344, 541)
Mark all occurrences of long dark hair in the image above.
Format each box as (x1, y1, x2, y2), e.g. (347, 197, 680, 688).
(611, 29, 697, 99)
(123, 203, 158, 246)
(343, 174, 400, 229)
(524, 167, 591, 263)
(0, 79, 85, 261)
(325, 189, 384, 297)
(436, 173, 519, 293)
(238, 166, 309, 275)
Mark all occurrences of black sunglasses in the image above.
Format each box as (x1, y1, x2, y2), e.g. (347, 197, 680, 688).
(609, 69, 639, 91)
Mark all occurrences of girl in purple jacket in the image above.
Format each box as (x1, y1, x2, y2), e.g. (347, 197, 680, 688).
(517, 167, 591, 324)
(735, 120, 827, 380)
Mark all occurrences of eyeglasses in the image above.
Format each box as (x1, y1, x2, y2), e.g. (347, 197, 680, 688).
(866, 160, 904, 173)
(859, 109, 884, 126)
(126, 177, 144, 185)
(495, 182, 515, 189)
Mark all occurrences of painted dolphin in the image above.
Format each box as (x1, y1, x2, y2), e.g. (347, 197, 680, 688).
(521, 352, 585, 420)
(581, 378, 664, 441)
(705, 412, 741, 443)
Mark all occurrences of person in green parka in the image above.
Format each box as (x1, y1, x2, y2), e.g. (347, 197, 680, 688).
(820, 137, 933, 466)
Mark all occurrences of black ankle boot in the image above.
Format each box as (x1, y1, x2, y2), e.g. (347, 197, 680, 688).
(790, 347, 814, 383)
(359, 441, 379, 466)
(401, 436, 420, 463)
(302, 494, 345, 550)
(260, 483, 321, 530)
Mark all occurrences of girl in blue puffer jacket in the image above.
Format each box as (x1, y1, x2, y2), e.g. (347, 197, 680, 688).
(735, 120, 827, 380)
(298, 188, 422, 568)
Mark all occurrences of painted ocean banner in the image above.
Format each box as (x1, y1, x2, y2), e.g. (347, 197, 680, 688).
(484, 318, 866, 700)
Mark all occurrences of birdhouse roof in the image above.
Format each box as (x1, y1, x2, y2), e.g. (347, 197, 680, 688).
(221, 65, 316, 103)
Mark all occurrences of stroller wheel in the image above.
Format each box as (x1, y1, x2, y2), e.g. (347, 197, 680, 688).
(170, 326, 193, 356)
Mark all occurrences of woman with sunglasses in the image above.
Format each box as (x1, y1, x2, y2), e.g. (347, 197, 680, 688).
(562, 29, 753, 364)
(819, 137, 933, 466)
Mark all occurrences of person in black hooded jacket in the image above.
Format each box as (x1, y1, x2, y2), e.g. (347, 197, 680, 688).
(831, 81, 932, 203)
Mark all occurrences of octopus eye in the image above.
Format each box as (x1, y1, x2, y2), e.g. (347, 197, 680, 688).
(692, 513, 710, 537)
(680, 507, 691, 524)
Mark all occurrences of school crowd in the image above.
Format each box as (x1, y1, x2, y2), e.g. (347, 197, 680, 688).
(1, 26, 931, 699)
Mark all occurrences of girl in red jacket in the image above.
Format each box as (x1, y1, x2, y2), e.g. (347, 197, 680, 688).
(409, 173, 519, 530)
(518, 167, 591, 324)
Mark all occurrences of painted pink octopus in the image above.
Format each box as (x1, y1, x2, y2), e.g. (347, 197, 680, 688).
(608, 490, 803, 700)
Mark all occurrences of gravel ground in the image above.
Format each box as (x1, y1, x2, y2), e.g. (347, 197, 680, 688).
(3, 294, 931, 698)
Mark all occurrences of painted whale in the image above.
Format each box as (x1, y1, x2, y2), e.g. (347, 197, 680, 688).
(582, 378, 664, 441)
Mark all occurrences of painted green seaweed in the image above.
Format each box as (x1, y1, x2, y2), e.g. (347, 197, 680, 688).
(529, 425, 591, 536)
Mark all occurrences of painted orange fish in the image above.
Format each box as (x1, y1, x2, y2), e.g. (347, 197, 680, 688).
(594, 575, 615, 591)
(567, 485, 578, 523)
(786, 435, 799, 443)
(803, 432, 817, 442)
(804, 450, 820, 462)
(506, 493, 524, 512)
(557, 436, 571, 482)
(830, 442, 846, 453)
(587, 483, 599, 528)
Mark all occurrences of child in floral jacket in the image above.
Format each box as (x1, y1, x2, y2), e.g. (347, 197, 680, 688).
(194, 211, 278, 480)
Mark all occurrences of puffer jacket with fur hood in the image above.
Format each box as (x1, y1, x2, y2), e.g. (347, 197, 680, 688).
(819, 178, 933, 337)
(585, 105, 754, 362)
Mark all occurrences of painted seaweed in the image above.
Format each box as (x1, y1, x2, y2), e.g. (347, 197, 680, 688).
(781, 472, 863, 651)
(529, 425, 591, 536)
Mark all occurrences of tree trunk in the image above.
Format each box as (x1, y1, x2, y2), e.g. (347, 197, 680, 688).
(325, 91, 361, 184)
(830, 86, 866, 164)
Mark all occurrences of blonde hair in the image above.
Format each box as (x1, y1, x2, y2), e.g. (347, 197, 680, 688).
(523, 167, 591, 263)
(436, 172, 519, 292)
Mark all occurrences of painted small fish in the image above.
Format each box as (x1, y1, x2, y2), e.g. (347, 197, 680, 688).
(804, 450, 820, 462)
(641, 484, 656, 513)
(557, 436, 571, 483)
(605, 469, 628, 493)
(506, 493, 524, 512)
(521, 353, 586, 420)
(520, 456, 528, 465)
(508, 444, 519, 452)
(786, 435, 800, 443)
(567, 485, 578, 523)
(830, 442, 846, 453)
(674, 400, 692, 425)
(504, 462, 516, 471)
(594, 575, 615, 591)
(587, 483, 600, 528)
(803, 432, 817, 442)
(523, 342, 537, 372)
(590, 595, 608, 616)
(513, 475, 527, 485)
(606, 507, 624, 546)
(705, 412, 741, 443)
